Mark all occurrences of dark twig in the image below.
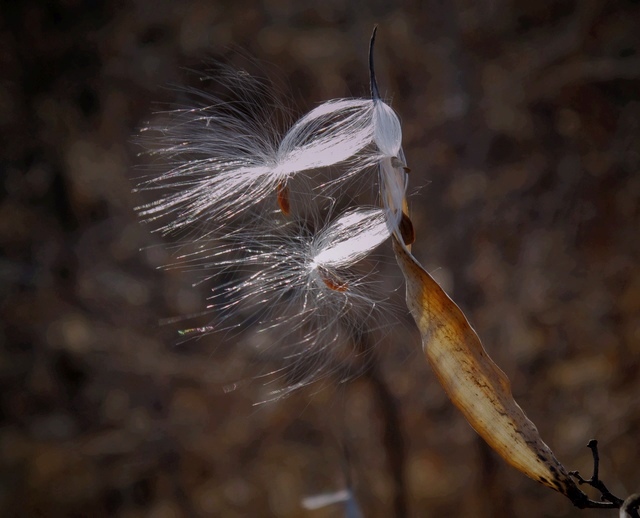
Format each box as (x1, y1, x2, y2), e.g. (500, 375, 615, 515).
(569, 440, 624, 508)
(352, 331, 408, 518)
(369, 26, 381, 101)
(364, 356, 407, 518)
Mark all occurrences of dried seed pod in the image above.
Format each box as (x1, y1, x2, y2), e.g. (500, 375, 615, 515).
(393, 238, 589, 504)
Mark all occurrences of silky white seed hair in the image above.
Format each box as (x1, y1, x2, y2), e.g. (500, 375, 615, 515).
(174, 206, 391, 328)
(134, 30, 411, 396)
(134, 68, 380, 236)
(163, 205, 395, 397)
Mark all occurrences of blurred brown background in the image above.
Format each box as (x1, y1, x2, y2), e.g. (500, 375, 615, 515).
(1, 1, 639, 516)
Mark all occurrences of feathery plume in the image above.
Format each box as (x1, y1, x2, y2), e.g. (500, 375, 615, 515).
(167, 206, 393, 396)
(135, 31, 409, 396)
(135, 68, 378, 236)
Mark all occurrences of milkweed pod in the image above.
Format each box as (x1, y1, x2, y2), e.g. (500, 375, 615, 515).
(393, 238, 590, 504)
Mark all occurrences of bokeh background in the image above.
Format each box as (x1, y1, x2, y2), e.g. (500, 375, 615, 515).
(1, 1, 639, 516)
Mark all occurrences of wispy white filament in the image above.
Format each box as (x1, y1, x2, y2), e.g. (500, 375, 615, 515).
(302, 489, 352, 510)
(136, 34, 411, 395)
(302, 488, 362, 517)
(190, 207, 390, 325)
(164, 206, 393, 397)
(135, 73, 378, 235)
(311, 208, 390, 268)
(277, 99, 376, 172)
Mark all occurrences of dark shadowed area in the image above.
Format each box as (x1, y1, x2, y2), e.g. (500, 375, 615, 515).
(1, 1, 639, 517)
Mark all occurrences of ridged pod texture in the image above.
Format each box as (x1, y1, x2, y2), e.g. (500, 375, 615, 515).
(393, 238, 588, 505)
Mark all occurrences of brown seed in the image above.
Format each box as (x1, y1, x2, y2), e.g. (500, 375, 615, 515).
(318, 267, 348, 292)
(391, 156, 411, 173)
(276, 181, 290, 215)
(400, 212, 415, 245)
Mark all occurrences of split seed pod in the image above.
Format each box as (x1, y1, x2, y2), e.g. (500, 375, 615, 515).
(393, 221, 587, 503)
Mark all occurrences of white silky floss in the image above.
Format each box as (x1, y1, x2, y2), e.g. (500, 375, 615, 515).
(135, 34, 411, 394)
(136, 91, 378, 235)
(204, 207, 391, 333)
(311, 208, 390, 270)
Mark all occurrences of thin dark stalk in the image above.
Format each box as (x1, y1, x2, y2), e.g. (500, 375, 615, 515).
(569, 439, 624, 508)
(353, 332, 408, 518)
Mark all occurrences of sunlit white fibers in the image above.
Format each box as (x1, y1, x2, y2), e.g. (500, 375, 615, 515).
(136, 34, 412, 396)
(135, 70, 377, 235)
(277, 99, 376, 173)
(204, 207, 391, 328)
(311, 208, 390, 269)
(165, 207, 393, 397)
